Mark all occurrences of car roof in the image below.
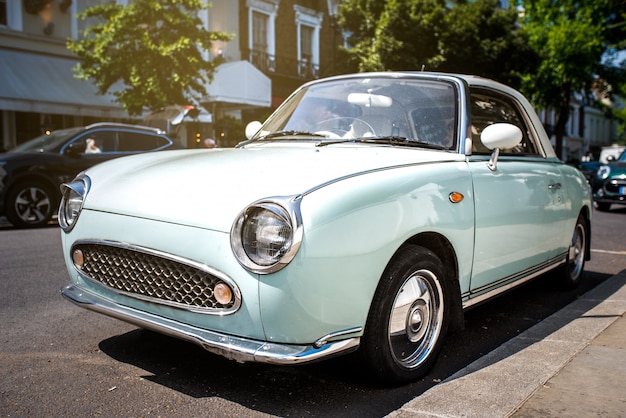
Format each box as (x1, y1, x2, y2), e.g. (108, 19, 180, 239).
(84, 122, 167, 135)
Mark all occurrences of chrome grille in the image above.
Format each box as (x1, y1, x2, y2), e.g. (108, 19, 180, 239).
(72, 242, 239, 314)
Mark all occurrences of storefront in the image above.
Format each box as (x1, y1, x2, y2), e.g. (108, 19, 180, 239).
(0, 48, 130, 150)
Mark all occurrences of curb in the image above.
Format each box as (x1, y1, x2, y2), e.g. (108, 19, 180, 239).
(388, 270, 626, 418)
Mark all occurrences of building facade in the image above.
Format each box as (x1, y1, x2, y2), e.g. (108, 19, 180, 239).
(0, 0, 342, 150)
(537, 96, 622, 162)
(2, 1, 618, 155)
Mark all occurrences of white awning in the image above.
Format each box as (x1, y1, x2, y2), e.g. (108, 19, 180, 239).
(205, 60, 271, 109)
(0, 49, 129, 119)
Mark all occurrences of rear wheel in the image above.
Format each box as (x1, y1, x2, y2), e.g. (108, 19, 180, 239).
(556, 214, 587, 289)
(6, 181, 57, 228)
(360, 245, 450, 385)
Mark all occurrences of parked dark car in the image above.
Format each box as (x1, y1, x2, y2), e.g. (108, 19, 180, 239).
(0, 122, 176, 227)
(578, 160, 602, 184)
(592, 149, 626, 211)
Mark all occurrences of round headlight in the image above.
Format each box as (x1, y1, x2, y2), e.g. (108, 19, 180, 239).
(58, 177, 89, 232)
(231, 199, 303, 274)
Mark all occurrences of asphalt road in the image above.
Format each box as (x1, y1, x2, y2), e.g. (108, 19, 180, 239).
(1, 208, 625, 417)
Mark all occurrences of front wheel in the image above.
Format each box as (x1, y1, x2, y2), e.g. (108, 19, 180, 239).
(360, 245, 450, 385)
(5, 181, 57, 228)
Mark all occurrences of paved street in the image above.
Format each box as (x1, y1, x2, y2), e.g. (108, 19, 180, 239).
(1, 208, 625, 417)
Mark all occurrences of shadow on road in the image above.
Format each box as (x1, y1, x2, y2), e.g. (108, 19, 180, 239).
(97, 269, 612, 417)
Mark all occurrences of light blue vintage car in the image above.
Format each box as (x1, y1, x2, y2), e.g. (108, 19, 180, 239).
(59, 72, 592, 385)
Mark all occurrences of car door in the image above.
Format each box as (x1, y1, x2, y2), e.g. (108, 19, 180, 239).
(467, 88, 570, 295)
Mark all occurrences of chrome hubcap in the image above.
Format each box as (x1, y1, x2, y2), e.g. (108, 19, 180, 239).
(15, 187, 51, 223)
(388, 269, 443, 369)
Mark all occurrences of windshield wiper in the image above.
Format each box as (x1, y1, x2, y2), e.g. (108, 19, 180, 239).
(237, 130, 327, 148)
(262, 130, 327, 140)
(316, 136, 448, 150)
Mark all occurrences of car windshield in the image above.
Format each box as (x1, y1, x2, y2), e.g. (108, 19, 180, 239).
(9, 127, 84, 153)
(248, 76, 458, 149)
(618, 151, 626, 162)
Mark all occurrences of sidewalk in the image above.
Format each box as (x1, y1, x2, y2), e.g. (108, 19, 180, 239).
(388, 270, 626, 418)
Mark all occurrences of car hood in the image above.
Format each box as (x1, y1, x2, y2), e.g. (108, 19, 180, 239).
(607, 161, 626, 176)
(82, 143, 462, 232)
(0, 151, 59, 163)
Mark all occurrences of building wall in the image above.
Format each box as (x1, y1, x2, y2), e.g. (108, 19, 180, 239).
(0, 0, 132, 151)
(207, 0, 241, 61)
(538, 103, 621, 162)
(1, 0, 340, 150)
(238, 0, 341, 113)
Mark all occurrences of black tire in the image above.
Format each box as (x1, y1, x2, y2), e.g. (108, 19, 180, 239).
(556, 214, 587, 289)
(5, 181, 57, 228)
(360, 245, 450, 386)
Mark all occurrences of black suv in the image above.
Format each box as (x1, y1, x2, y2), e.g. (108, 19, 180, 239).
(0, 122, 177, 227)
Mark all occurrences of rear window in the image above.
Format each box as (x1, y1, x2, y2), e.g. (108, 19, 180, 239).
(118, 132, 170, 151)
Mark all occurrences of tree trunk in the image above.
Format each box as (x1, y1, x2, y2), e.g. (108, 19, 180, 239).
(553, 84, 572, 160)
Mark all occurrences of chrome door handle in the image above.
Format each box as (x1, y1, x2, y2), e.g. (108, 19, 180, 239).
(548, 183, 561, 190)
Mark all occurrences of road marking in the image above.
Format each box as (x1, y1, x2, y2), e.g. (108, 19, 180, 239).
(591, 249, 626, 255)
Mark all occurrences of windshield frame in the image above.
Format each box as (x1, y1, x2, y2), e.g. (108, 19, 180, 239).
(244, 73, 465, 152)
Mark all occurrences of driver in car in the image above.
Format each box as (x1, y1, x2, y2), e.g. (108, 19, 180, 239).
(287, 98, 337, 132)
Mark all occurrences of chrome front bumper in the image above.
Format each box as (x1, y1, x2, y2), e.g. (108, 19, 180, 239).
(61, 284, 361, 365)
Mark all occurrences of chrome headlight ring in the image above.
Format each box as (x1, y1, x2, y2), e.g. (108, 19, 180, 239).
(58, 175, 90, 232)
(231, 196, 303, 274)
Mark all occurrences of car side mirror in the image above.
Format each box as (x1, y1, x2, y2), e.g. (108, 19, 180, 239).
(606, 155, 616, 163)
(245, 121, 263, 139)
(480, 123, 522, 171)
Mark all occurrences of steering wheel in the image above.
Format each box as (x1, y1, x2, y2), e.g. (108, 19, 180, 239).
(313, 117, 376, 139)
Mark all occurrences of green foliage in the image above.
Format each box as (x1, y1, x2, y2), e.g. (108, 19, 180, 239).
(520, 0, 606, 109)
(336, 0, 532, 88)
(67, 0, 233, 116)
(337, 0, 626, 155)
(437, 0, 537, 88)
(337, 0, 447, 72)
(519, 0, 625, 156)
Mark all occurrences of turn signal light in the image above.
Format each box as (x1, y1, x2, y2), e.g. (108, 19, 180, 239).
(214, 283, 233, 305)
(449, 192, 464, 204)
(72, 248, 84, 268)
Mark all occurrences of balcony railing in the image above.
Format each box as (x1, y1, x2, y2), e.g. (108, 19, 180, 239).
(244, 49, 319, 80)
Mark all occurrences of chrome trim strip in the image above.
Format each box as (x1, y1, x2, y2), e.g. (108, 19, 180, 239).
(72, 239, 242, 315)
(462, 253, 566, 310)
(61, 284, 361, 365)
(314, 327, 363, 348)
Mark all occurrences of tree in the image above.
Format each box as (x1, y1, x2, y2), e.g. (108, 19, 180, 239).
(336, 0, 534, 88)
(337, 0, 447, 73)
(520, 0, 624, 158)
(437, 0, 537, 89)
(67, 0, 234, 116)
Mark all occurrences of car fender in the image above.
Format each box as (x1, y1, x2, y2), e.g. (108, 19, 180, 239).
(257, 161, 474, 344)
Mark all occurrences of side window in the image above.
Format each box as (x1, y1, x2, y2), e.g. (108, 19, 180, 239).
(76, 131, 118, 153)
(470, 89, 538, 155)
(118, 132, 169, 152)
